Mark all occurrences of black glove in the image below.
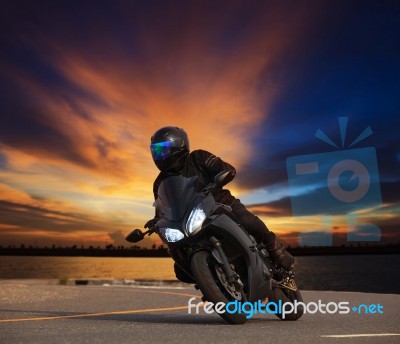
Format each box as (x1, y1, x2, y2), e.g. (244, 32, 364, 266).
(144, 218, 157, 229)
(202, 183, 217, 194)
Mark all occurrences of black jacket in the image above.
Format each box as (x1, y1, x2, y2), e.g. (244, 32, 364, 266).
(153, 149, 237, 205)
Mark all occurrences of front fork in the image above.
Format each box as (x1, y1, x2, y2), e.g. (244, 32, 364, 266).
(209, 236, 247, 301)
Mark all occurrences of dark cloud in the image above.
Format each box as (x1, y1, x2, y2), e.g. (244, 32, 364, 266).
(0, 108, 95, 169)
(0, 153, 8, 170)
(0, 0, 399, 245)
(236, 118, 400, 213)
(246, 178, 399, 220)
(380, 181, 400, 204)
(0, 198, 146, 246)
(235, 2, 400, 199)
(0, 197, 158, 247)
(246, 198, 292, 218)
(270, 222, 399, 248)
(0, 200, 95, 231)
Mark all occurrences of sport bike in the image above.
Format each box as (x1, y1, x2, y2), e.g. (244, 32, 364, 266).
(126, 172, 304, 324)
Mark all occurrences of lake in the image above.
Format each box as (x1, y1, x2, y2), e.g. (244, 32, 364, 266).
(0, 254, 399, 294)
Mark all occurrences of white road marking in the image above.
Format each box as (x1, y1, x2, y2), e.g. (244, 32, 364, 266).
(321, 333, 400, 338)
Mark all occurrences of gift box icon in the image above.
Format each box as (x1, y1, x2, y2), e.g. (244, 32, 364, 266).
(286, 118, 382, 246)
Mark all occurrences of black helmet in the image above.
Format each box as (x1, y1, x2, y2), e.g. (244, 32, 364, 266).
(150, 126, 190, 171)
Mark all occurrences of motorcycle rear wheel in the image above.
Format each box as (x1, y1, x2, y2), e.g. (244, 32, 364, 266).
(191, 250, 247, 324)
(267, 286, 304, 320)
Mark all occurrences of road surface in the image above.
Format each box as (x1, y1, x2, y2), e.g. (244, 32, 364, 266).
(0, 280, 399, 343)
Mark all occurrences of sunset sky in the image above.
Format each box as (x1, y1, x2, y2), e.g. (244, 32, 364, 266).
(0, 1, 399, 248)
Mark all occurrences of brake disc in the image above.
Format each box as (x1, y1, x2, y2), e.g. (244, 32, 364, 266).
(215, 265, 242, 300)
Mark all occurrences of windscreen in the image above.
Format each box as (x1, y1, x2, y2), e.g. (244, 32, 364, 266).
(156, 175, 199, 221)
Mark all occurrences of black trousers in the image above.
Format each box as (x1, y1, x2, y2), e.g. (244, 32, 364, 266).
(230, 199, 275, 245)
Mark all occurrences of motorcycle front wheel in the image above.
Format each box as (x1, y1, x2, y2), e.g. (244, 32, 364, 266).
(190, 250, 247, 325)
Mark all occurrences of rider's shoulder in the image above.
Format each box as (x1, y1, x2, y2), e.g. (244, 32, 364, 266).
(190, 149, 214, 159)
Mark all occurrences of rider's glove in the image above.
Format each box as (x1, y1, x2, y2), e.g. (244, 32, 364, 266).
(144, 218, 157, 229)
(202, 183, 217, 194)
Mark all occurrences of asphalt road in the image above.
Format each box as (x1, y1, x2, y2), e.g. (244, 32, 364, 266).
(0, 281, 399, 344)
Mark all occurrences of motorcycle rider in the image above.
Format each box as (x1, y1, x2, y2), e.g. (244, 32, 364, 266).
(145, 126, 296, 274)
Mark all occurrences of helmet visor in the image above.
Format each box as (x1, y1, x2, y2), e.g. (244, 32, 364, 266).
(151, 141, 181, 161)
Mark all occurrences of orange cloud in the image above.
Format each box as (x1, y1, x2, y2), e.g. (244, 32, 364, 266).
(0, 2, 323, 245)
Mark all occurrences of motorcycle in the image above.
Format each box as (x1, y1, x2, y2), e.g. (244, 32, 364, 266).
(126, 172, 304, 324)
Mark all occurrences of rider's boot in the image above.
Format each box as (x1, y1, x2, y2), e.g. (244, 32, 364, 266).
(264, 233, 296, 271)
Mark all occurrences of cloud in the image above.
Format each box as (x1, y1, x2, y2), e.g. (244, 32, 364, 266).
(246, 199, 292, 218)
(1, 1, 320, 175)
(0, 179, 154, 246)
(0, 1, 316, 244)
(0, 1, 398, 246)
(0, 197, 151, 247)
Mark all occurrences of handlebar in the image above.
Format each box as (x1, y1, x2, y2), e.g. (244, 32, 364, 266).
(144, 227, 157, 234)
(202, 183, 217, 195)
(126, 227, 156, 243)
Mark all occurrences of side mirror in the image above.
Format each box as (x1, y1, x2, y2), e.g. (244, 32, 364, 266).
(214, 171, 230, 187)
(126, 229, 145, 243)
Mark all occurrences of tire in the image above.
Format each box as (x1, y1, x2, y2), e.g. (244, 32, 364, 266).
(174, 263, 195, 283)
(191, 250, 247, 324)
(267, 286, 304, 321)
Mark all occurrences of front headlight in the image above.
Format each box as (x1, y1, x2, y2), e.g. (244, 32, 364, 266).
(158, 228, 184, 242)
(186, 204, 206, 235)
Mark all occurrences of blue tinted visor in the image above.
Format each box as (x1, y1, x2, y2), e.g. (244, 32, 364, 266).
(151, 141, 180, 161)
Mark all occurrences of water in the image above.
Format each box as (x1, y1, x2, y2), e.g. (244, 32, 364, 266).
(0, 255, 399, 293)
(0, 256, 175, 280)
(294, 254, 400, 294)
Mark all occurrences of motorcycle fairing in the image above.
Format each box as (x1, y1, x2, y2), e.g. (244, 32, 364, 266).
(155, 175, 270, 302)
(202, 214, 271, 302)
(156, 175, 199, 221)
